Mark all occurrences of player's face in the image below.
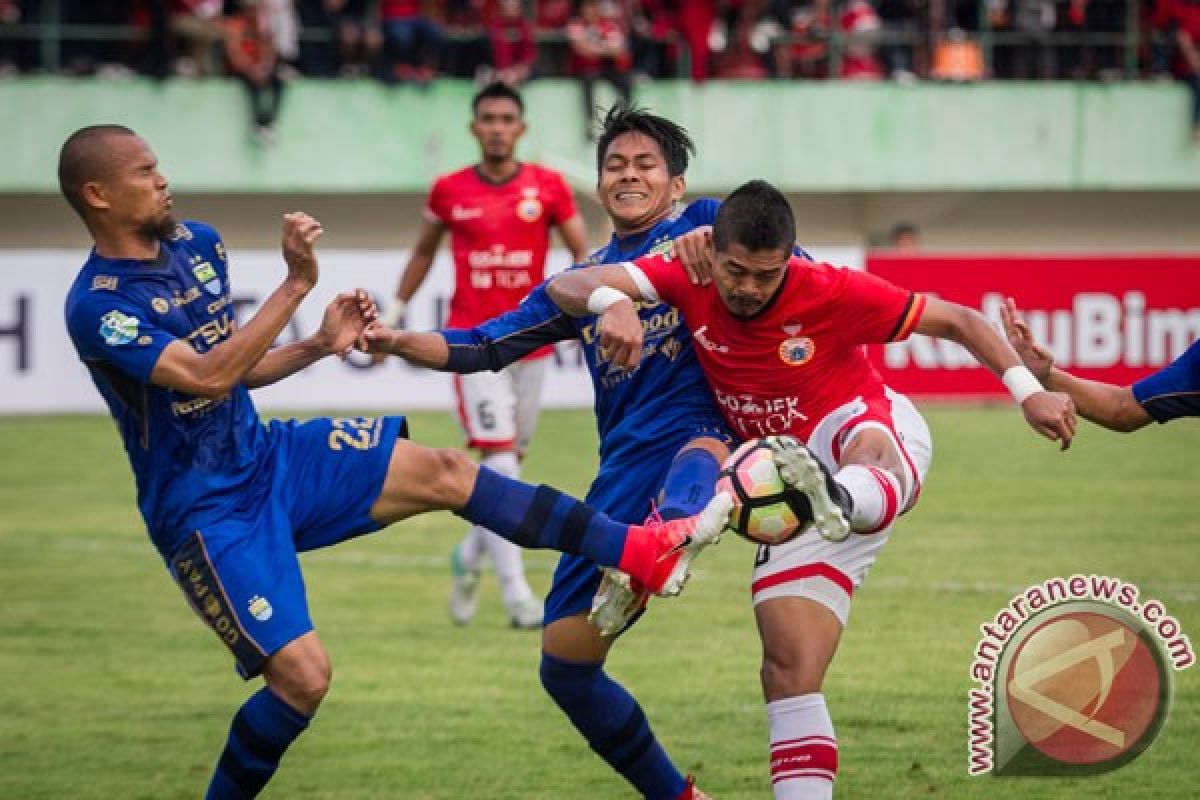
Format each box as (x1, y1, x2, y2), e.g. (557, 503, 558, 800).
(713, 242, 790, 318)
(94, 135, 175, 238)
(471, 97, 525, 162)
(599, 132, 685, 234)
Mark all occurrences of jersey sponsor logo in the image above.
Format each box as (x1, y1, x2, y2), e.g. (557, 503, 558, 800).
(99, 309, 140, 346)
(451, 204, 484, 220)
(517, 189, 543, 222)
(467, 247, 535, 269)
(90, 275, 119, 291)
(247, 595, 273, 622)
(152, 297, 170, 314)
(206, 294, 232, 315)
(171, 395, 218, 416)
(192, 260, 221, 295)
(714, 388, 809, 438)
(693, 325, 730, 354)
(214, 241, 227, 262)
(779, 336, 815, 366)
(187, 311, 236, 348)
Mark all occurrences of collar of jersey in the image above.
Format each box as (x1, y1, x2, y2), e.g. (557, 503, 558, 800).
(472, 162, 524, 187)
(89, 245, 174, 272)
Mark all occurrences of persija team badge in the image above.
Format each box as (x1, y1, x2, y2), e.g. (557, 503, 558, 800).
(779, 336, 815, 366)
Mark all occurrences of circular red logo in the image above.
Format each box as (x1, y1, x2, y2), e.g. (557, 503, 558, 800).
(1005, 611, 1163, 766)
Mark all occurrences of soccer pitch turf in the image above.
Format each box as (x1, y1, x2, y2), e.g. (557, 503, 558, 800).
(0, 407, 1196, 799)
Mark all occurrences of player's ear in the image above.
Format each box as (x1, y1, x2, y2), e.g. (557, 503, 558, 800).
(669, 174, 686, 203)
(81, 181, 111, 212)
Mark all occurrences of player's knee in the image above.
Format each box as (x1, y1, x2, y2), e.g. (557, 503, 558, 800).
(539, 651, 600, 702)
(269, 651, 333, 713)
(419, 447, 478, 507)
(761, 646, 823, 697)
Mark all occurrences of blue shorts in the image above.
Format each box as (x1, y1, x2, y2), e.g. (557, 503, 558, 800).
(168, 415, 406, 678)
(543, 418, 730, 630)
(1132, 339, 1200, 422)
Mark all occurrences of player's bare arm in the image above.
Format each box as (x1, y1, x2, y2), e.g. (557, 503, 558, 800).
(361, 325, 451, 369)
(558, 213, 590, 263)
(547, 264, 646, 369)
(151, 212, 324, 397)
(244, 291, 378, 388)
(917, 296, 1077, 449)
(673, 225, 715, 285)
(392, 216, 446, 314)
(1002, 297, 1152, 432)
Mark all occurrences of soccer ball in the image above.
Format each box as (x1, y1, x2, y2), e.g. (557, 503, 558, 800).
(715, 438, 812, 545)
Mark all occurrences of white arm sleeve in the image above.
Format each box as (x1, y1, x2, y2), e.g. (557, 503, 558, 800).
(622, 262, 661, 304)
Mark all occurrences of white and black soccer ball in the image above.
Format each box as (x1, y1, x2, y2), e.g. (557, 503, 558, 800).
(715, 438, 812, 545)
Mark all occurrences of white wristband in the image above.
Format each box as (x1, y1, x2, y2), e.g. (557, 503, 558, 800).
(586, 286, 630, 314)
(381, 300, 407, 328)
(1003, 365, 1044, 404)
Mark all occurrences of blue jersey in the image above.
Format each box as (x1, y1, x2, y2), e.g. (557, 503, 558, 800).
(441, 199, 726, 501)
(65, 222, 268, 554)
(1132, 339, 1200, 422)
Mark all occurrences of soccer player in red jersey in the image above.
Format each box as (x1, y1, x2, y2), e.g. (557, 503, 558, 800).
(546, 180, 1077, 799)
(378, 81, 589, 629)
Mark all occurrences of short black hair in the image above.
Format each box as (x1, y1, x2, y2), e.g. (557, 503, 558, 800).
(58, 124, 137, 218)
(889, 221, 919, 241)
(595, 104, 695, 177)
(472, 81, 524, 115)
(712, 180, 795, 254)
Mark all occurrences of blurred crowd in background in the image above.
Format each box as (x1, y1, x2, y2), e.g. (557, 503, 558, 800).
(3, 1, 1199, 140)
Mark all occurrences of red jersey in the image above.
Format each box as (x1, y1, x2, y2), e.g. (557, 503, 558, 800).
(425, 163, 577, 339)
(628, 254, 926, 441)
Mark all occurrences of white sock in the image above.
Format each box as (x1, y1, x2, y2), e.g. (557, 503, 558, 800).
(479, 451, 535, 607)
(834, 464, 903, 533)
(456, 526, 484, 572)
(768, 694, 837, 799)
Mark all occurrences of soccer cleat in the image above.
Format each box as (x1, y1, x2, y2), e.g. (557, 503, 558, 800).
(626, 492, 732, 597)
(588, 568, 651, 637)
(677, 776, 712, 800)
(767, 435, 852, 542)
(448, 543, 481, 626)
(506, 596, 544, 630)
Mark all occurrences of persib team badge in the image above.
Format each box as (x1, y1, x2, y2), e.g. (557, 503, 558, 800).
(248, 595, 273, 622)
(779, 336, 815, 366)
(193, 261, 221, 295)
(516, 189, 543, 222)
(99, 309, 140, 346)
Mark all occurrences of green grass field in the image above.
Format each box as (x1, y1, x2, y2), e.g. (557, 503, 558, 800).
(1, 408, 1196, 799)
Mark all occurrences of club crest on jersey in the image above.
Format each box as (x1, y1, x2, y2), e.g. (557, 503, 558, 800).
(192, 261, 221, 295)
(647, 238, 675, 258)
(248, 595, 273, 622)
(779, 336, 815, 366)
(516, 188, 543, 222)
(99, 309, 140, 346)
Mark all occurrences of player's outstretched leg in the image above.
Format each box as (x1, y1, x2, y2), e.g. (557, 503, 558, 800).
(767, 436, 853, 542)
(369, 441, 730, 596)
(590, 441, 727, 635)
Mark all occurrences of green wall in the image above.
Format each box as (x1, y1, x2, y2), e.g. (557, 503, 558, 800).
(6, 77, 1200, 192)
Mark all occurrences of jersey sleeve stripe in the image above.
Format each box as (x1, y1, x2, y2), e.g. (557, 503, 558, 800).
(623, 262, 660, 303)
(886, 292, 926, 342)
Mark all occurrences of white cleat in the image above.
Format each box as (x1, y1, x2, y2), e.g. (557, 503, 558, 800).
(448, 544, 481, 626)
(588, 568, 650, 637)
(767, 435, 852, 543)
(507, 596, 544, 630)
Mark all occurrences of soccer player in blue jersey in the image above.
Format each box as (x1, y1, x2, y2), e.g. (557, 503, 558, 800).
(1003, 297, 1200, 429)
(363, 106, 767, 800)
(58, 124, 730, 800)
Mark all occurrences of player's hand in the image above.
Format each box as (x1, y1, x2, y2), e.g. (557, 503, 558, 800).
(315, 290, 376, 358)
(597, 298, 643, 370)
(282, 212, 323, 291)
(1001, 297, 1054, 381)
(674, 226, 715, 285)
(360, 321, 400, 357)
(1021, 391, 1077, 451)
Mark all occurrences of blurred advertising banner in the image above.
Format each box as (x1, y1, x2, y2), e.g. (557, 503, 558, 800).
(0, 245, 864, 413)
(868, 254, 1200, 398)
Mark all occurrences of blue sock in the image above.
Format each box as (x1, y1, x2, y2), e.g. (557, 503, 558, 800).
(205, 688, 311, 800)
(540, 653, 687, 800)
(657, 447, 720, 521)
(456, 466, 629, 568)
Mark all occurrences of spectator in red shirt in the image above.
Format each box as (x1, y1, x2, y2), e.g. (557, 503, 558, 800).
(674, 0, 717, 81)
(488, 0, 536, 85)
(568, 0, 633, 139)
(1154, 0, 1200, 140)
(379, 0, 445, 83)
(224, 0, 286, 144)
